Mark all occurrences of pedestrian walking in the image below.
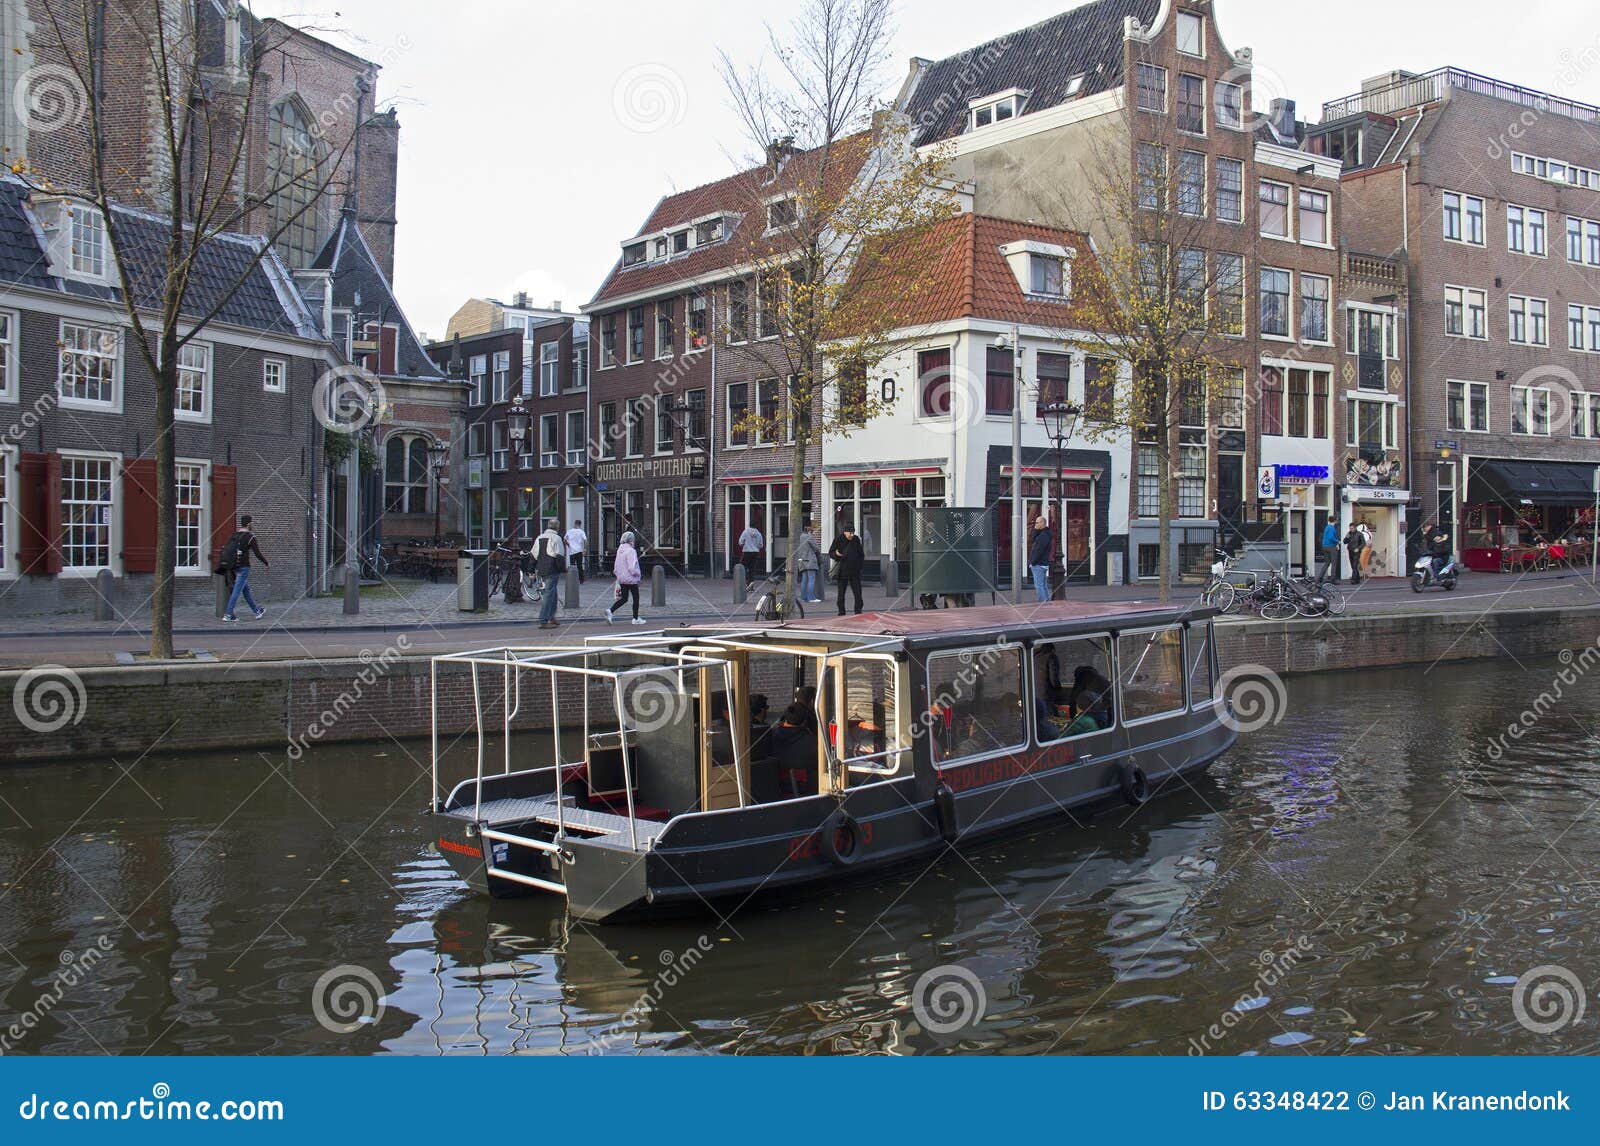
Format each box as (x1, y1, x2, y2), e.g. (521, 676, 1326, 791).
(1028, 515, 1054, 603)
(1344, 523, 1365, 586)
(532, 518, 567, 630)
(829, 525, 865, 616)
(1317, 519, 1341, 584)
(738, 521, 765, 581)
(217, 514, 269, 622)
(1358, 522, 1375, 579)
(564, 519, 588, 583)
(792, 523, 822, 604)
(606, 531, 646, 626)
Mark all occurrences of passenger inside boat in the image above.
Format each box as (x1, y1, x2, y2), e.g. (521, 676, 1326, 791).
(927, 644, 1027, 763)
(1035, 638, 1116, 741)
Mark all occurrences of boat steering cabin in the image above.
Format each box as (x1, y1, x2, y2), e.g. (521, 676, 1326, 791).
(427, 602, 1237, 923)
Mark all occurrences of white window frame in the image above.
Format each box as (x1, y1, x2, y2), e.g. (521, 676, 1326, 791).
(175, 340, 212, 424)
(1345, 304, 1399, 360)
(262, 357, 287, 394)
(1259, 266, 1293, 341)
(1175, 73, 1206, 136)
(1298, 189, 1331, 247)
(468, 354, 488, 406)
(1442, 191, 1485, 246)
(1508, 295, 1549, 346)
(1446, 379, 1489, 434)
(0, 310, 17, 402)
(566, 410, 586, 467)
(57, 319, 122, 411)
(1175, 9, 1205, 57)
(1298, 274, 1332, 344)
(1214, 81, 1244, 131)
(58, 449, 121, 576)
(539, 412, 561, 469)
(1444, 285, 1488, 340)
(1215, 157, 1244, 224)
(539, 342, 560, 397)
(1259, 179, 1292, 240)
(492, 350, 511, 403)
(1572, 393, 1600, 439)
(1507, 204, 1548, 258)
(1135, 63, 1168, 114)
(1175, 149, 1206, 218)
(1510, 386, 1553, 437)
(174, 458, 210, 576)
(0, 445, 14, 578)
(67, 203, 108, 280)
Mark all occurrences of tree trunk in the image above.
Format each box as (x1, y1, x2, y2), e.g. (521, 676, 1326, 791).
(151, 346, 177, 659)
(786, 402, 807, 611)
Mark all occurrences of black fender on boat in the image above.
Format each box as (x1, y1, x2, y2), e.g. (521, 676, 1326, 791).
(934, 781, 960, 844)
(1119, 761, 1151, 807)
(820, 809, 865, 867)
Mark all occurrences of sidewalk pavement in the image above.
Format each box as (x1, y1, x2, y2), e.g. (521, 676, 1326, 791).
(1, 567, 1596, 669)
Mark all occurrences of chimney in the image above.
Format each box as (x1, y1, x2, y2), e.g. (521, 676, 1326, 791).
(551, 300, 563, 313)
(1268, 98, 1298, 143)
(512, 290, 530, 308)
(766, 136, 798, 172)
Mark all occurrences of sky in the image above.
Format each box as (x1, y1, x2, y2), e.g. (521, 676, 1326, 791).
(251, 0, 1600, 340)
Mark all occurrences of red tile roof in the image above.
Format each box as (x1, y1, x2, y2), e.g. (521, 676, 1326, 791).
(588, 136, 872, 308)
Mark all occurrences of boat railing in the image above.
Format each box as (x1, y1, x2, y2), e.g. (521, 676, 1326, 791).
(431, 644, 734, 851)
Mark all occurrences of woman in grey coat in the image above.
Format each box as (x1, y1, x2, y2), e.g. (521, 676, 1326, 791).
(792, 523, 822, 604)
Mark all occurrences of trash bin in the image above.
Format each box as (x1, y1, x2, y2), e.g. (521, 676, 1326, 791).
(458, 549, 490, 613)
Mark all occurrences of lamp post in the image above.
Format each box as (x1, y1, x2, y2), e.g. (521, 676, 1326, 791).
(1040, 398, 1083, 599)
(426, 440, 451, 545)
(506, 395, 530, 542)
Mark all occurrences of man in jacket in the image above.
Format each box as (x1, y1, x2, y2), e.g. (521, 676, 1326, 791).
(792, 522, 822, 603)
(221, 514, 269, 622)
(738, 522, 765, 582)
(1028, 515, 1054, 603)
(1344, 523, 1365, 586)
(829, 526, 865, 616)
(532, 519, 567, 629)
(1317, 520, 1341, 585)
(564, 520, 588, 583)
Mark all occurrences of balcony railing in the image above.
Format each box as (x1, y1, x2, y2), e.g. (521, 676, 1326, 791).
(1322, 67, 1600, 126)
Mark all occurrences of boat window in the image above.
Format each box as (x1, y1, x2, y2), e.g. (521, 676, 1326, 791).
(1034, 637, 1115, 742)
(1186, 624, 1213, 708)
(832, 656, 906, 782)
(926, 644, 1027, 765)
(1118, 628, 1187, 724)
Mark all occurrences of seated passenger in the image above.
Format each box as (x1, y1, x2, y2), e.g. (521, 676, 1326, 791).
(794, 686, 819, 732)
(749, 692, 774, 757)
(768, 705, 815, 799)
(1069, 666, 1112, 721)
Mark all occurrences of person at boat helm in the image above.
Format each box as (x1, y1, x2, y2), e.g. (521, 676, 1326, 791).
(766, 705, 815, 800)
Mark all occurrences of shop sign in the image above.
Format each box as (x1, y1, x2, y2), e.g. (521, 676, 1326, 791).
(595, 456, 708, 483)
(467, 458, 484, 489)
(1276, 465, 1330, 486)
(1257, 466, 1279, 501)
(1351, 487, 1410, 503)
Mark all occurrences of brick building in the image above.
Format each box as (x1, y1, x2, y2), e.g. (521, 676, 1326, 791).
(583, 141, 871, 578)
(2, 1, 401, 280)
(426, 313, 589, 551)
(1309, 68, 1600, 573)
(895, 0, 1346, 581)
(0, 176, 336, 614)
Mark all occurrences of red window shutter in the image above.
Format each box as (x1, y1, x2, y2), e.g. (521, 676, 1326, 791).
(122, 459, 158, 573)
(210, 464, 237, 567)
(17, 453, 62, 574)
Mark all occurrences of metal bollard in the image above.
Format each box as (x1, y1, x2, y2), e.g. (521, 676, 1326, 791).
(215, 573, 230, 619)
(880, 556, 898, 599)
(343, 566, 360, 616)
(652, 564, 667, 607)
(564, 567, 580, 610)
(733, 564, 748, 603)
(94, 568, 115, 621)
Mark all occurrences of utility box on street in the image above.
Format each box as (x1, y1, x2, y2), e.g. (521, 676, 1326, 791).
(909, 508, 998, 601)
(458, 550, 490, 613)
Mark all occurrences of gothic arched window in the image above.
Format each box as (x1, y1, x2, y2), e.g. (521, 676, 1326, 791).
(266, 97, 325, 268)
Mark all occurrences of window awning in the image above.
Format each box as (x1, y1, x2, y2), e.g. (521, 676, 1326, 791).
(1468, 459, 1599, 508)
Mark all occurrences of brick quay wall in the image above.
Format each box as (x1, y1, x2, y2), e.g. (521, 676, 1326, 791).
(1, 606, 1596, 765)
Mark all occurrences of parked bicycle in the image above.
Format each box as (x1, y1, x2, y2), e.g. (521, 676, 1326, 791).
(752, 567, 805, 623)
(488, 542, 542, 605)
(1201, 550, 1256, 614)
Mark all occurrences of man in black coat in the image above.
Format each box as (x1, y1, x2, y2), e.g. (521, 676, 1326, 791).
(829, 526, 866, 615)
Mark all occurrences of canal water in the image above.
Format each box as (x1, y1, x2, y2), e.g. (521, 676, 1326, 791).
(2, 656, 1598, 1056)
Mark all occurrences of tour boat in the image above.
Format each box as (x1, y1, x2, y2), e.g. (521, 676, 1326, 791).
(426, 602, 1237, 923)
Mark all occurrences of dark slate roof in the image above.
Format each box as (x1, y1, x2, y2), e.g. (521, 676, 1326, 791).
(900, 0, 1160, 146)
(0, 176, 319, 338)
(312, 210, 444, 380)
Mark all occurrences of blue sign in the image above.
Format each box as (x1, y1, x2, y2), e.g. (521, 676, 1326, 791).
(1277, 465, 1331, 486)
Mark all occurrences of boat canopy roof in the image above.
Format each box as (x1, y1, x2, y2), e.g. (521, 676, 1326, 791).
(778, 602, 1213, 648)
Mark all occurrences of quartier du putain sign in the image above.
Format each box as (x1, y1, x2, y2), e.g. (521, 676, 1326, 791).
(595, 456, 708, 483)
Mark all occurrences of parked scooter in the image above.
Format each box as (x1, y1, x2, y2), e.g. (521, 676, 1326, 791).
(1411, 554, 1461, 592)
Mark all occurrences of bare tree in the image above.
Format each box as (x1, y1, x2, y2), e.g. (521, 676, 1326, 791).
(1033, 106, 1255, 603)
(12, 1, 363, 656)
(719, 0, 959, 609)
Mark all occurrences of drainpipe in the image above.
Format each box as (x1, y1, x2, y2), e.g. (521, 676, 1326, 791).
(1010, 322, 1024, 603)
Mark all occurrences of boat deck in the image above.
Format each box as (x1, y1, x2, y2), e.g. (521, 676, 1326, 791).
(441, 796, 664, 847)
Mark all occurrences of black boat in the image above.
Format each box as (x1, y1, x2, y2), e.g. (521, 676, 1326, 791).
(426, 602, 1238, 923)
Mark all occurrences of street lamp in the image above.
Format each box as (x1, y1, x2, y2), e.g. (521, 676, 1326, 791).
(1040, 398, 1083, 599)
(506, 395, 530, 541)
(426, 440, 451, 544)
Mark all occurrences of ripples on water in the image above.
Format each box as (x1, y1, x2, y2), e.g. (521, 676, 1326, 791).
(3, 658, 1600, 1056)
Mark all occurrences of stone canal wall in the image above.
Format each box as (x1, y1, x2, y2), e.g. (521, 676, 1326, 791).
(2, 605, 1597, 764)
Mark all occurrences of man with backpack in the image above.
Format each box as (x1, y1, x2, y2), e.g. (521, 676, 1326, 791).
(532, 518, 567, 630)
(217, 515, 268, 622)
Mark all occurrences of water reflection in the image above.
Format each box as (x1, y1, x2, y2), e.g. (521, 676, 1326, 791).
(3, 659, 1600, 1055)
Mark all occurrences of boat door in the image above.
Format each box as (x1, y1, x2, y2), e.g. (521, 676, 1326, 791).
(818, 651, 907, 793)
(682, 644, 748, 811)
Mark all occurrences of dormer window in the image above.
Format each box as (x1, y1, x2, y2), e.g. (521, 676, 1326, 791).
(1030, 255, 1066, 298)
(766, 198, 797, 231)
(622, 242, 647, 267)
(969, 90, 1027, 132)
(673, 231, 690, 254)
(654, 237, 669, 260)
(696, 217, 725, 245)
(69, 205, 106, 278)
(1064, 74, 1085, 98)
